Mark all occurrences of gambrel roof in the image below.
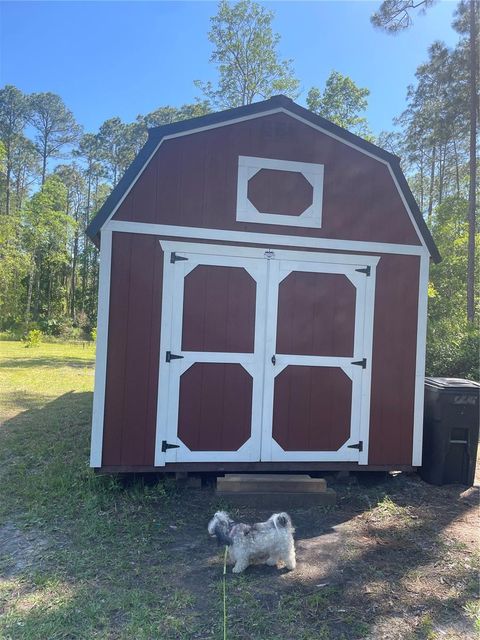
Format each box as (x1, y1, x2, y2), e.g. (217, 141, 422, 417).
(86, 95, 440, 262)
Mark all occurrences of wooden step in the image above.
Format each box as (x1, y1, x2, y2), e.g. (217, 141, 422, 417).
(216, 474, 328, 494)
(216, 489, 337, 509)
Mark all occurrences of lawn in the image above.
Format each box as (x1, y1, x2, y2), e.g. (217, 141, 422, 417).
(0, 341, 478, 640)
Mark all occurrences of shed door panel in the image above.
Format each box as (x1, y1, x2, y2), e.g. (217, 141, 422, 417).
(261, 261, 366, 462)
(276, 271, 356, 357)
(159, 253, 267, 463)
(156, 245, 372, 466)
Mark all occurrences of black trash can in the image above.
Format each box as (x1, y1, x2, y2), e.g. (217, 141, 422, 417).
(421, 377, 480, 486)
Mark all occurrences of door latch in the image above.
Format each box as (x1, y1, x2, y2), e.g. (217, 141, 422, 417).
(271, 355, 276, 365)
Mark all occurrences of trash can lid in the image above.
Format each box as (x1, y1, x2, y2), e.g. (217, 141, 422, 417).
(425, 377, 480, 390)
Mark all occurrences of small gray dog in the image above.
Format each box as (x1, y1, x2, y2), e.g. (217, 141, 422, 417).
(208, 511, 296, 573)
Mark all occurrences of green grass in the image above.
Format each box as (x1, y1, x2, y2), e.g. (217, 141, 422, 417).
(0, 341, 478, 640)
(0, 341, 205, 639)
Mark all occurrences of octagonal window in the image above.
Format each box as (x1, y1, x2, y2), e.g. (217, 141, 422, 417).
(236, 155, 324, 228)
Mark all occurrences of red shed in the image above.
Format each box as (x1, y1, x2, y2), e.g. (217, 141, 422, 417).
(86, 96, 440, 474)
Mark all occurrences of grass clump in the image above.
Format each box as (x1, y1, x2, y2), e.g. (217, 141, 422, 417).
(21, 329, 42, 348)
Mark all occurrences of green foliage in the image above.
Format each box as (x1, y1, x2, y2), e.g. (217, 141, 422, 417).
(90, 327, 97, 342)
(195, 0, 300, 108)
(0, 211, 30, 327)
(28, 92, 81, 184)
(0, 0, 477, 342)
(22, 329, 42, 348)
(427, 319, 479, 380)
(139, 101, 211, 129)
(426, 196, 480, 379)
(96, 117, 144, 186)
(371, 1, 437, 33)
(307, 71, 371, 137)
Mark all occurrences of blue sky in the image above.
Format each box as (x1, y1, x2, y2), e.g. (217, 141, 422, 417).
(0, 1, 461, 136)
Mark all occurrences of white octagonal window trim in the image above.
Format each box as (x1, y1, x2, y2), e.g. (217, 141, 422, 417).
(236, 155, 324, 228)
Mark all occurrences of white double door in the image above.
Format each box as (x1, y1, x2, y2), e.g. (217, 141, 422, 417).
(155, 242, 377, 467)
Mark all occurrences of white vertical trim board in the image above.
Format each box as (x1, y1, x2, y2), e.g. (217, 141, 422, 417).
(106, 219, 429, 258)
(90, 228, 113, 467)
(357, 261, 378, 465)
(153, 247, 177, 467)
(412, 254, 430, 466)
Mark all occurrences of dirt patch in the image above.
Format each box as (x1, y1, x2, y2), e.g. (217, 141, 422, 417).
(169, 473, 480, 639)
(0, 522, 52, 577)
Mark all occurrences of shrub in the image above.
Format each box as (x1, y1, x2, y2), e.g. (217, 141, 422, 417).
(22, 329, 42, 348)
(90, 327, 97, 342)
(426, 320, 479, 381)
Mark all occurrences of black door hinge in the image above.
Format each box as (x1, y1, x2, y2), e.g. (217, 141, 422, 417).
(170, 252, 188, 264)
(162, 440, 180, 453)
(351, 358, 367, 369)
(166, 351, 184, 362)
(355, 266, 371, 276)
(348, 441, 363, 452)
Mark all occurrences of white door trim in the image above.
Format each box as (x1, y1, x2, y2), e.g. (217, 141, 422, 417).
(160, 239, 381, 267)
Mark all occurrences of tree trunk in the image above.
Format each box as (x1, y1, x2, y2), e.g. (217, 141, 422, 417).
(467, 0, 478, 322)
(34, 262, 41, 318)
(5, 159, 11, 216)
(419, 150, 425, 212)
(46, 268, 52, 321)
(427, 145, 436, 224)
(25, 262, 35, 330)
(438, 142, 447, 205)
(453, 138, 461, 197)
(41, 137, 48, 186)
(70, 230, 79, 319)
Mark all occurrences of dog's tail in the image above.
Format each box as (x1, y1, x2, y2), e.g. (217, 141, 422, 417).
(272, 512, 294, 531)
(208, 511, 234, 546)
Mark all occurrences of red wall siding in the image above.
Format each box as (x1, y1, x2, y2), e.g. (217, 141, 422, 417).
(114, 112, 420, 246)
(102, 234, 420, 468)
(102, 232, 163, 466)
(368, 254, 420, 465)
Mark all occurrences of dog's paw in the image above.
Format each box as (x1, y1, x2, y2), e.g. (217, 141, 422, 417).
(232, 564, 246, 573)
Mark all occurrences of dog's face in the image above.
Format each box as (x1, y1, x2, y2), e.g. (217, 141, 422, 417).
(207, 511, 233, 537)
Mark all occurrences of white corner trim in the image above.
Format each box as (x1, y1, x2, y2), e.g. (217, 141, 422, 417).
(236, 155, 324, 228)
(412, 253, 430, 466)
(97, 107, 432, 256)
(90, 227, 112, 468)
(107, 220, 429, 258)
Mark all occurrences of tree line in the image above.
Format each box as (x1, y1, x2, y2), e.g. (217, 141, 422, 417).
(0, 0, 478, 377)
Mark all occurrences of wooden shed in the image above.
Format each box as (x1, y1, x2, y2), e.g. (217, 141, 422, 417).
(86, 95, 440, 474)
